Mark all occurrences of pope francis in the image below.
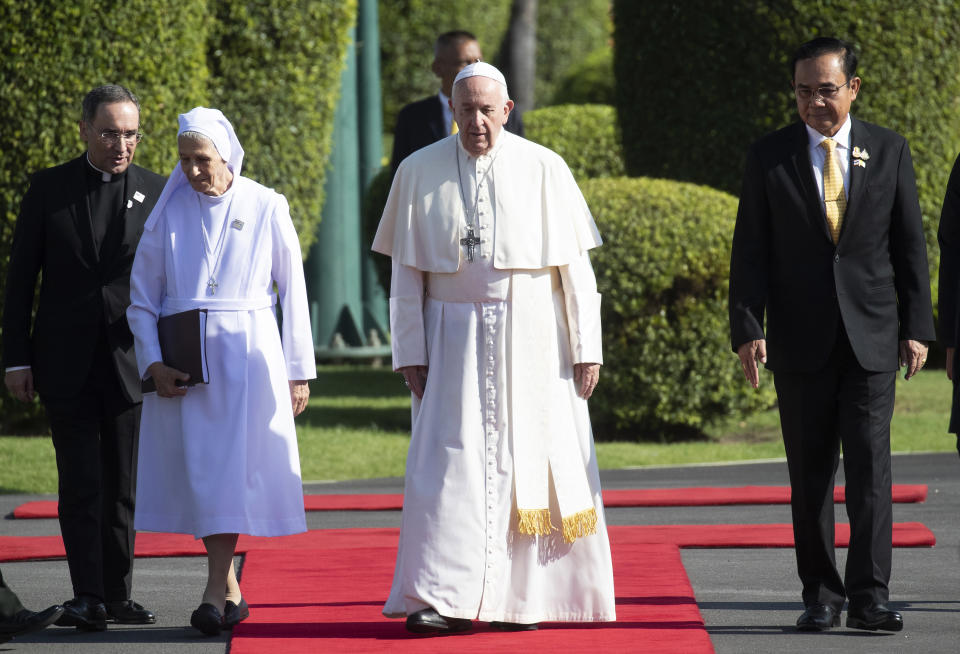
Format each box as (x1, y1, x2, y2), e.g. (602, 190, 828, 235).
(373, 62, 616, 634)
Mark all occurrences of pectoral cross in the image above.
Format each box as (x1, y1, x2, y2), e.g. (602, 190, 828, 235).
(207, 277, 218, 295)
(460, 226, 482, 263)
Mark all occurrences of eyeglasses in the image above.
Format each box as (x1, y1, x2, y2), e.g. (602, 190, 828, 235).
(97, 129, 143, 145)
(795, 81, 850, 102)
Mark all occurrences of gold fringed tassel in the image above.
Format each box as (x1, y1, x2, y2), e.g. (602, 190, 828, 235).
(517, 508, 553, 536)
(561, 508, 598, 544)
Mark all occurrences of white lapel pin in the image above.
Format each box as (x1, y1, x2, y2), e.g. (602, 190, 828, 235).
(133, 191, 146, 203)
(127, 200, 133, 208)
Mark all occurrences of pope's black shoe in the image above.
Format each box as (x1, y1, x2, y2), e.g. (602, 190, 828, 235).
(0, 605, 65, 642)
(796, 603, 840, 631)
(405, 608, 472, 634)
(223, 597, 250, 628)
(490, 621, 539, 631)
(106, 600, 156, 624)
(846, 604, 903, 632)
(55, 596, 108, 631)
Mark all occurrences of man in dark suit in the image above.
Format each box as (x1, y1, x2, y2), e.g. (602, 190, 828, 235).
(2, 85, 165, 631)
(390, 30, 524, 176)
(729, 38, 934, 633)
(935, 155, 960, 459)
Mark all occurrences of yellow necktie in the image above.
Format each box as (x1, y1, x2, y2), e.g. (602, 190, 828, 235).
(820, 138, 846, 244)
(450, 119, 458, 135)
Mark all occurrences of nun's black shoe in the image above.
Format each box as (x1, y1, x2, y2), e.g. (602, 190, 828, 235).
(223, 598, 249, 628)
(190, 603, 223, 636)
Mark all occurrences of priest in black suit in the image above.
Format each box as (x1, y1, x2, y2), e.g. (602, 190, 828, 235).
(390, 30, 524, 176)
(2, 85, 165, 631)
(729, 38, 934, 633)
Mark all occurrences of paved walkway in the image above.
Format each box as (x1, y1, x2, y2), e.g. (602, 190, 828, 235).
(0, 452, 957, 652)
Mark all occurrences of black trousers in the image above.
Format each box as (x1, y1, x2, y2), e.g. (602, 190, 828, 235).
(773, 328, 895, 612)
(42, 340, 141, 603)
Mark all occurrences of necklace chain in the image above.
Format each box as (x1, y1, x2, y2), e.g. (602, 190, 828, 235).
(454, 139, 500, 262)
(197, 192, 232, 295)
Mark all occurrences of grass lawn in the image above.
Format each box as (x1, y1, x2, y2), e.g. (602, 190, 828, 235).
(1, 366, 955, 494)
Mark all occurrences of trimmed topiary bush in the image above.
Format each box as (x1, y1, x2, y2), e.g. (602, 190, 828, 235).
(525, 104, 625, 181)
(613, 0, 960, 311)
(582, 176, 776, 440)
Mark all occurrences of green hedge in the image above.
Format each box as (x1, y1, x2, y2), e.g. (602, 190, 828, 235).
(583, 177, 776, 440)
(613, 0, 960, 312)
(0, 0, 354, 432)
(533, 0, 612, 106)
(525, 104, 625, 181)
(209, 0, 355, 256)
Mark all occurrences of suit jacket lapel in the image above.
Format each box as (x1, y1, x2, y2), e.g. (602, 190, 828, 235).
(103, 166, 152, 264)
(67, 156, 101, 266)
(789, 122, 834, 242)
(842, 117, 870, 240)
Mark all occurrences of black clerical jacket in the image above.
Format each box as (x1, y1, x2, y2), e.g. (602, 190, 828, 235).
(2, 156, 165, 402)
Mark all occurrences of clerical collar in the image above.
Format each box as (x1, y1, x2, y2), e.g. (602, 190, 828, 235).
(85, 153, 125, 182)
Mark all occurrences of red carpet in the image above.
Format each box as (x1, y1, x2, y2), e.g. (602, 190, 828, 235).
(230, 543, 712, 654)
(9, 483, 928, 518)
(0, 522, 935, 564)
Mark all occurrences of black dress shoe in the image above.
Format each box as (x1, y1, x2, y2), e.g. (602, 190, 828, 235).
(0, 605, 65, 641)
(846, 604, 903, 632)
(55, 597, 108, 631)
(223, 598, 249, 628)
(190, 603, 223, 636)
(405, 608, 472, 634)
(106, 600, 157, 624)
(796, 603, 840, 631)
(490, 621, 539, 631)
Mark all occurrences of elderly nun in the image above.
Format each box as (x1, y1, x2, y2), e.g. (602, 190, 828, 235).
(127, 107, 315, 636)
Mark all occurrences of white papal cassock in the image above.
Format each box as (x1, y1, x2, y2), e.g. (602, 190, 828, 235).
(127, 175, 315, 539)
(373, 131, 616, 623)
